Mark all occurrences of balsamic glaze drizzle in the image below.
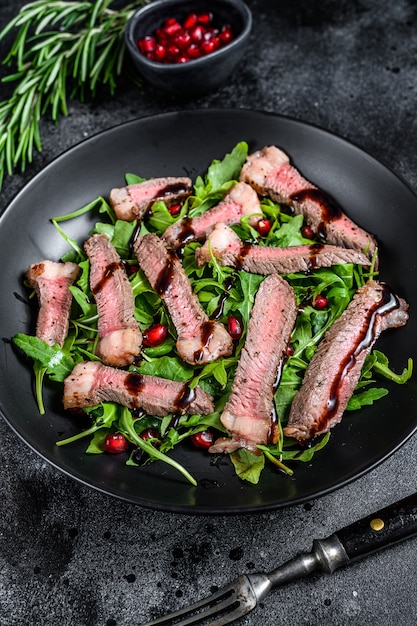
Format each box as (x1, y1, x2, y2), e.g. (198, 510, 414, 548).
(313, 284, 400, 435)
(92, 261, 125, 295)
(290, 188, 343, 239)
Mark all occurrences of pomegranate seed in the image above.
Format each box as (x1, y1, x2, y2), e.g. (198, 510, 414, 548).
(219, 25, 233, 44)
(286, 345, 294, 356)
(174, 31, 192, 49)
(154, 43, 166, 61)
(177, 55, 189, 63)
(227, 316, 243, 340)
(313, 294, 328, 310)
(201, 39, 217, 55)
(256, 218, 272, 237)
(196, 12, 213, 25)
(104, 433, 128, 454)
(301, 225, 314, 239)
(140, 428, 160, 441)
(166, 44, 181, 60)
(138, 36, 156, 54)
(155, 27, 168, 42)
(143, 323, 168, 347)
(183, 12, 198, 29)
(168, 202, 182, 215)
(187, 43, 202, 59)
(190, 430, 214, 449)
(190, 25, 205, 42)
(163, 20, 182, 37)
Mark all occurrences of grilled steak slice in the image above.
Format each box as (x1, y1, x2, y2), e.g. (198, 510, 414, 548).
(134, 233, 233, 365)
(110, 177, 192, 222)
(162, 182, 262, 249)
(84, 234, 142, 367)
(209, 274, 297, 454)
(26, 260, 80, 347)
(284, 280, 409, 441)
(196, 223, 371, 274)
(63, 361, 214, 415)
(240, 146, 377, 262)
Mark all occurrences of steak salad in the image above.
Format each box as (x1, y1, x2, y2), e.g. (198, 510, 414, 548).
(13, 142, 412, 486)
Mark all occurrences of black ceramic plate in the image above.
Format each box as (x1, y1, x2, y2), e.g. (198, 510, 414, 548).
(1, 109, 416, 514)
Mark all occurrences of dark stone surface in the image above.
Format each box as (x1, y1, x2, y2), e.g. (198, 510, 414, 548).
(1, 1, 417, 625)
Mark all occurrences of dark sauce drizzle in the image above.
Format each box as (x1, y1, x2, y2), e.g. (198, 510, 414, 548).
(155, 183, 191, 200)
(124, 372, 145, 396)
(128, 220, 142, 257)
(290, 188, 342, 239)
(154, 251, 177, 296)
(234, 242, 252, 270)
(267, 355, 286, 443)
(312, 284, 400, 436)
(175, 217, 196, 250)
(307, 243, 325, 270)
(193, 321, 215, 363)
(168, 382, 197, 430)
(212, 275, 236, 320)
(92, 261, 124, 295)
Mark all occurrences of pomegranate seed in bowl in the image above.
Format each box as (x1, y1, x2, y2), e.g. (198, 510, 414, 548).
(136, 10, 234, 64)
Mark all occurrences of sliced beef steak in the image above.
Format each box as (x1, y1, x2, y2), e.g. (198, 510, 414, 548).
(134, 233, 233, 365)
(26, 260, 80, 347)
(84, 234, 142, 367)
(162, 182, 262, 249)
(110, 177, 192, 222)
(196, 223, 370, 274)
(284, 280, 409, 441)
(240, 146, 377, 263)
(63, 361, 214, 415)
(209, 274, 297, 454)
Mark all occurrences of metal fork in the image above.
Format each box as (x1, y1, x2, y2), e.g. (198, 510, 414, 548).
(140, 491, 417, 625)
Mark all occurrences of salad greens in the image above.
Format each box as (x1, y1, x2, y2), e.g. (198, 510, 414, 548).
(13, 142, 413, 486)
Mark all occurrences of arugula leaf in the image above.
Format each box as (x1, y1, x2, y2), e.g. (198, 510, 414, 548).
(135, 356, 194, 382)
(200, 141, 248, 191)
(57, 403, 119, 447)
(230, 448, 265, 484)
(192, 142, 249, 214)
(371, 350, 413, 384)
(12, 334, 74, 381)
(346, 387, 388, 411)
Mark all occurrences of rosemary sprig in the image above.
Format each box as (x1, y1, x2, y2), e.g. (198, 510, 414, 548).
(0, 0, 145, 189)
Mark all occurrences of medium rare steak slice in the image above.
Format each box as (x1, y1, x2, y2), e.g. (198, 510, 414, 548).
(63, 361, 214, 415)
(240, 146, 377, 262)
(110, 177, 192, 222)
(162, 182, 262, 249)
(26, 260, 80, 347)
(84, 234, 142, 367)
(134, 233, 233, 365)
(284, 280, 409, 441)
(210, 274, 297, 454)
(195, 223, 371, 274)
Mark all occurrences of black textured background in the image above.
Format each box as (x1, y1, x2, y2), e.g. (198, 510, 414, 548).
(1, 1, 417, 625)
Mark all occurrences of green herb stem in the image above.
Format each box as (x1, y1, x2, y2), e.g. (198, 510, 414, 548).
(0, 0, 143, 188)
(119, 408, 198, 487)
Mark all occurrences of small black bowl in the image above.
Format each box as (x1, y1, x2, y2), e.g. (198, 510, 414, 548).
(125, 0, 252, 95)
